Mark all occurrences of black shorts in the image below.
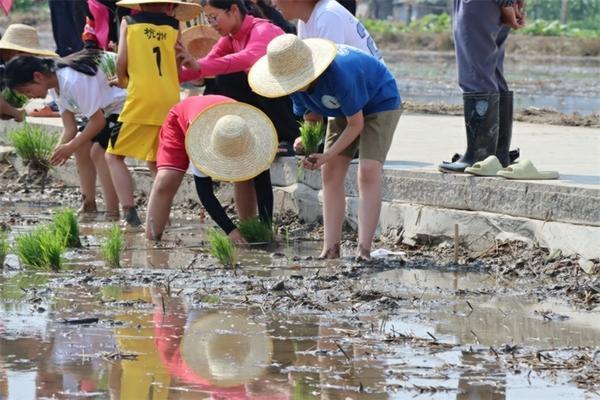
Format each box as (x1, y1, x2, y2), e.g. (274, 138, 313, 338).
(78, 113, 122, 150)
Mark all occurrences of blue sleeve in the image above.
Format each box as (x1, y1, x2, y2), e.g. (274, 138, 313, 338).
(291, 93, 308, 117)
(495, 0, 515, 6)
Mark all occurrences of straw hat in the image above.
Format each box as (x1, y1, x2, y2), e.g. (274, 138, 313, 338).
(181, 313, 273, 388)
(181, 24, 220, 59)
(116, 0, 201, 21)
(0, 24, 57, 57)
(185, 102, 278, 182)
(248, 33, 336, 99)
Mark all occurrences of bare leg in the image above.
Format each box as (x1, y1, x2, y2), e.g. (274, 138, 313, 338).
(145, 169, 185, 240)
(147, 160, 157, 178)
(320, 155, 352, 258)
(90, 143, 119, 218)
(74, 140, 97, 212)
(105, 153, 135, 207)
(234, 180, 257, 220)
(357, 159, 384, 259)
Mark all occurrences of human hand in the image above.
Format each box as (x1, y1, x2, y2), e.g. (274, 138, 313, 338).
(176, 41, 200, 71)
(302, 153, 330, 170)
(50, 142, 75, 166)
(293, 137, 305, 155)
(515, 0, 527, 26)
(228, 229, 248, 247)
(501, 6, 525, 29)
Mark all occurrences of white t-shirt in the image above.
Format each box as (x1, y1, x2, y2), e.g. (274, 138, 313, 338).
(50, 67, 127, 118)
(297, 0, 382, 60)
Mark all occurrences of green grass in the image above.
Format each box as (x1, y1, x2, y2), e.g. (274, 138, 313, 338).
(97, 51, 117, 78)
(7, 124, 59, 172)
(238, 217, 273, 244)
(51, 209, 81, 248)
(299, 120, 324, 156)
(101, 225, 123, 268)
(15, 227, 65, 271)
(2, 88, 28, 108)
(0, 231, 9, 267)
(207, 229, 236, 267)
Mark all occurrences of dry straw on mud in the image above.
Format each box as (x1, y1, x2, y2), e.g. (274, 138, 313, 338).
(238, 217, 273, 244)
(207, 229, 236, 268)
(51, 209, 81, 248)
(101, 225, 123, 268)
(15, 227, 65, 271)
(8, 124, 59, 172)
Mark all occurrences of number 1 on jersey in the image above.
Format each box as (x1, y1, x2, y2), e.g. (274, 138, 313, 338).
(152, 46, 162, 76)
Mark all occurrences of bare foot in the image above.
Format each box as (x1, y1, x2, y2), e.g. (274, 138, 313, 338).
(317, 243, 340, 259)
(355, 244, 371, 262)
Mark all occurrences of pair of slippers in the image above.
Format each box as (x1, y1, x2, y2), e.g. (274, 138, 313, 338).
(465, 156, 559, 180)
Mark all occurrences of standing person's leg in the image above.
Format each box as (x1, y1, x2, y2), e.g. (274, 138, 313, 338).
(252, 169, 274, 224)
(90, 143, 120, 219)
(234, 181, 257, 220)
(74, 140, 97, 214)
(146, 169, 185, 240)
(105, 153, 141, 226)
(355, 109, 401, 259)
(257, 95, 300, 155)
(495, 26, 515, 167)
(48, 0, 87, 56)
(439, 0, 503, 173)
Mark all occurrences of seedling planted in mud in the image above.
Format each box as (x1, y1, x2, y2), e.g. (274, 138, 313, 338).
(299, 120, 324, 156)
(0, 231, 9, 267)
(238, 217, 273, 244)
(207, 229, 236, 268)
(101, 225, 123, 268)
(51, 209, 81, 248)
(7, 123, 59, 172)
(15, 227, 65, 271)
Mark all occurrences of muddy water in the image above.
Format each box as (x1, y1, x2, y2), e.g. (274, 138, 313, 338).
(385, 50, 600, 116)
(1, 205, 599, 399)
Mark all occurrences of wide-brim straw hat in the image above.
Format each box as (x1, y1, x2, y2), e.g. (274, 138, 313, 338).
(181, 313, 273, 388)
(0, 24, 57, 57)
(181, 24, 220, 59)
(185, 102, 278, 182)
(116, 0, 201, 21)
(248, 34, 336, 99)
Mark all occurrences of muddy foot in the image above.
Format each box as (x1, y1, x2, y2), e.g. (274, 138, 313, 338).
(318, 244, 340, 259)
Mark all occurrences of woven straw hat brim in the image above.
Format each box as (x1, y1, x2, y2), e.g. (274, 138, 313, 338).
(116, 0, 201, 21)
(0, 24, 57, 57)
(181, 25, 220, 59)
(248, 38, 336, 99)
(180, 313, 273, 387)
(185, 102, 278, 182)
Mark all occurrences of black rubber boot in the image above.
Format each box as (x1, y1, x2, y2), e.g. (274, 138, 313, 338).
(496, 91, 513, 167)
(439, 92, 500, 173)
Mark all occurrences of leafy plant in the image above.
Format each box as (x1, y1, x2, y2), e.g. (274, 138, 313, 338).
(207, 229, 235, 267)
(51, 209, 81, 248)
(238, 217, 273, 244)
(97, 51, 117, 79)
(7, 124, 59, 172)
(298, 120, 324, 156)
(15, 227, 65, 271)
(101, 225, 123, 268)
(1, 88, 28, 108)
(0, 231, 9, 267)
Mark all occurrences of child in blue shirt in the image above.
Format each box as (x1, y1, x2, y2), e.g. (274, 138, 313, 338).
(249, 35, 402, 260)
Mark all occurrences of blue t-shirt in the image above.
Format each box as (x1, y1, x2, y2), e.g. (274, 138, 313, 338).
(291, 44, 400, 118)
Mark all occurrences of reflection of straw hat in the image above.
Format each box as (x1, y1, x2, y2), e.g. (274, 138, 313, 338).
(116, 0, 201, 21)
(248, 34, 336, 99)
(181, 313, 273, 388)
(185, 102, 278, 182)
(181, 24, 220, 59)
(0, 24, 57, 57)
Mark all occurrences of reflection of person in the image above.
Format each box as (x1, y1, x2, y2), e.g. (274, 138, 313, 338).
(249, 35, 401, 260)
(106, 0, 201, 227)
(5, 52, 123, 220)
(145, 96, 277, 245)
(439, 0, 525, 173)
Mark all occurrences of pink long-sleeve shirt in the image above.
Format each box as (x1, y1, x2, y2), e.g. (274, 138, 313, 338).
(180, 15, 284, 83)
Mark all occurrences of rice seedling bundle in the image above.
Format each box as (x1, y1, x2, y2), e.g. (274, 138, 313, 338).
(207, 229, 235, 267)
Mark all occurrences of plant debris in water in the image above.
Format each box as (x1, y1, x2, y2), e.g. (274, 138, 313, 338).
(238, 217, 273, 243)
(101, 225, 123, 268)
(207, 228, 235, 267)
(51, 208, 81, 248)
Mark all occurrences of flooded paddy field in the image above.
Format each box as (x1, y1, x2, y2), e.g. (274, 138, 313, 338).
(1, 181, 599, 399)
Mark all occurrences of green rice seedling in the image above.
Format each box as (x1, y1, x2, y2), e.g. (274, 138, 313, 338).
(15, 227, 65, 271)
(7, 124, 59, 172)
(0, 231, 9, 267)
(1, 87, 28, 108)
(101, 225, 123, 268)
(51, 209, 81, 248)
(238, 217, 273, 244)
(97, 51, 117, 79)
(207, 229, 235, 267)
(298, 120, 324, 156)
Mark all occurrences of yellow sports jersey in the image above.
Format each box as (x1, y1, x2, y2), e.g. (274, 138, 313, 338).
(119, 13, 180, 126)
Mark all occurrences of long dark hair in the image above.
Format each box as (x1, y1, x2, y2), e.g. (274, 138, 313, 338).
(201, 0, 265, 18)
(5, 49, 103, 90)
